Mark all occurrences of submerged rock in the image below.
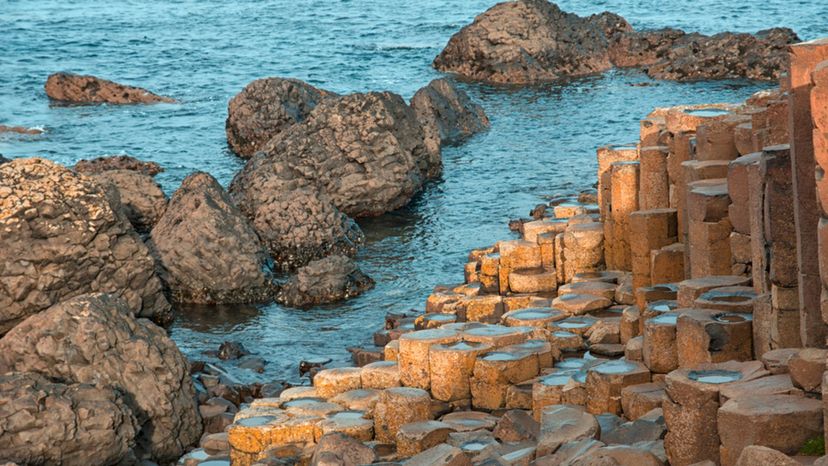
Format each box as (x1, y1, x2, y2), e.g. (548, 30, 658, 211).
(229, 161, 364, 271)
(0, 372, 138, 466)
(45, 72, 175, 104)
(74, 155, 164, 176)
(276, 255, 375, 308)
(149, 172, 275, 303)
(218, 340, 250, 361)
(225, 77, 335, 158)
(0, 124, 43, 135)
(434, 0, 797, 83)
(410, 78, 489, 172)
(433, 0, 629, 84)
(0, 158, 171, 333)
(85, 169, 168, 233)
(0, 293, 202, 461)
(253, 91, 434, 217)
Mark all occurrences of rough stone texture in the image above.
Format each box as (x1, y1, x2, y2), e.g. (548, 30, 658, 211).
(612, 28, 799, 81)
(0, 372, 138, 466)
(275, 255, 374, 308)
(433, 0, 629, 84)
(0, 125, 43, 135)
(149, 172, 274, 304)
(240, 91, 433, 218)
(87, 169, 167, 233)
(410, 78, 488, 169)
(311, 432, 375, 466)
(74, 155, 163, 176)
(0, 158, 171, 332)
(225, 77, 335, 158)
(229, 156, 364, 271)
(435, 0, 798, 84)
(45, 72, 175, 104)
(734, 446, 800, 466)
(0, 293, 202, 461)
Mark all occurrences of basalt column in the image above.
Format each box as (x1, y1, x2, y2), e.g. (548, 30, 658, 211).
(598, 145, 639, 270)
(608, 161, 641, 271)
(817, 61, 828, 346)
(789, 39, 828, 347)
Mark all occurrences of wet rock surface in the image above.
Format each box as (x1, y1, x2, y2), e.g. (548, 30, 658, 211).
(74, 155, 164, 176)
(433, 0, 628, 84)
(434, 0, 798, 84)
(225, 77, 335, 158)
(149, 172, 275, 303)
(0, 124, 43, 135)
(0, 158, 171, 332)
(0, 293, 201, 461)
(0, 372, 138, 466)
(276, 255, 375, 308)
(410, 78, 489, 172)
(45, 72, 175, 104)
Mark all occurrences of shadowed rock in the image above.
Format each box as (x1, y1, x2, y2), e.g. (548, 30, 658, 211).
(276, 255, 374, 308)
(229, 159, 364, 271)
(149, 172, 275, 303)
(0, 158, 171, 332)
(434, 0, 798, 84)
(86, 169, 168, 233)
(226, 77, 336, 158)
(410, 78, 489, 172)
(0, 372, 138, 466)
(433, 0, 630, 84)
(45, 72, 175, 104)
(74, 155, 164, 176)
(0, 293, 202, 461)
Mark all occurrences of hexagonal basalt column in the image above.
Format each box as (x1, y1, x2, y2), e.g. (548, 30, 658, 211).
(429, 340, 492, 402)
(643, 312, 680, 374)
(470, 349, 540, 410)
(373, 387, 433, 443)
(398, 328, 461, 389)
(676, 309, 753, 368)
(585, 360, 651, 416)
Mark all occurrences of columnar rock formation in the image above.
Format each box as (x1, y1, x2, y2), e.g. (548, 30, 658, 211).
(0, 158, 171, 332)
(45, 72, 175, 104)
(434, 0, 798, 84)
(148, 172, 275, 304)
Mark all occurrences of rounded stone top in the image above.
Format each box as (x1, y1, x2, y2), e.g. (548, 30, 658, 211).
(712, 312, 752, 323)
(556, 316, 598, 329)
(687, 369, 745, 385)
(556, 358, 589, 370)
(431, 340, 490, 353)
(235, 415, 282, 427)
(480, 351, 524, 362)
(464, 324, 525, 337)
(539, 371, 577, 386)
(649, 312, 679, 325)
(381, 387, 431, 401)
(590, 359, 644, 375)
(400, 328, 459, 341)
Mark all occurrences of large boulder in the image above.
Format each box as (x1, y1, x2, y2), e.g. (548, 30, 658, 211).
(410, 78, 489, 172)
(148, 172, 275, 303)
(45, 72, 175, 105)
(225, 77, 335, 158)
(433, 0, 631, 84)
(74, 155, 164, 176)
(0, 158, 171, 333)
(229, 158, 364, 271)
(610, 28, 799, 81)
(84, 170, 167, 233)
(0, 372, 138, 466)
(275, 255, 374, 308)
(0, 293, 202, 462)
(252, 91, 434, 217)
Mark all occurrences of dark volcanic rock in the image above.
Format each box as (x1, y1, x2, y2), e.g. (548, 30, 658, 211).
(638, 28, 799, 81)
(0, 293, 202, 462)
(218, 341, 250, 361)
(276, 255, 375, 308)
(253, 91, 434, 217)
(410, 78, 489, 170)
(149, 172, 275, 303)
(86, 169, 168, 233)
(0, 154, 9, 164)
(229, 160, 364, 271)
(0, 158, 171, 333)
(45, 72, 175, 105)
(74, 155, 164, 176)
(433, 0, 630, 84)
(0, 372, 138, 466)
(226, 77, 335, 158)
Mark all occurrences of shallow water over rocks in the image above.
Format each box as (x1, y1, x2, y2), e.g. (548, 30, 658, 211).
(2, 0, 827, 383)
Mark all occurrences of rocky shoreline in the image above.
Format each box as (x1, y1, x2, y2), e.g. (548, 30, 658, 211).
(2, 2, 828, 466)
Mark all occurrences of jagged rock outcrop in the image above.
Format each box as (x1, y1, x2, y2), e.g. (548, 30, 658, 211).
(226, 77, 335, 158)
(254, 91, 434, 216)
(0, 372, 138, 466)
(85, 170, 167, 233)
(434, 0, 798, 84)
(609, 27, 799, 81)
(74, 155, 163, 176)
(0, 158, 171, 333)
(229, 159, 364, 271)
(276, 255, 374, 308)
(433, 0, 630, 84)
(148, 172, 275, 303)
(0, 293, 201, 462)
(410, 78, 489, 172)
(45, 72, 175, 105)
